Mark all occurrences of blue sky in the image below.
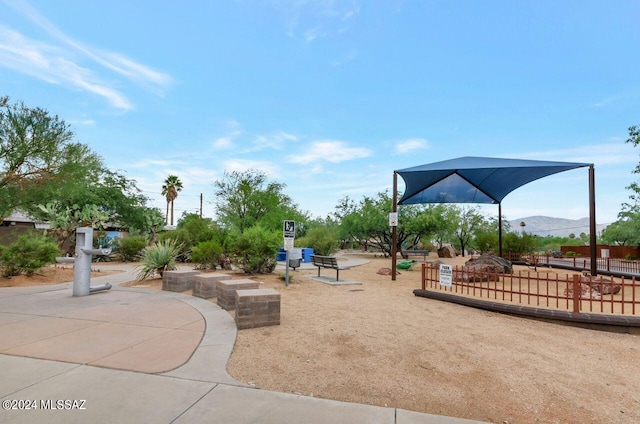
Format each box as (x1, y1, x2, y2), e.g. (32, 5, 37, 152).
(1, 0, 639, 226)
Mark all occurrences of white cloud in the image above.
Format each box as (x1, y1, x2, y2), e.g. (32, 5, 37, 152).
(223, 159, 280, 177)
(213, 137, 234, 149)
(125, 158, 183, 169)
(270, 0, 361, 42)
(395, 138, 430, 154)
(288, 139, 372, 164)
(252, 131, 299, 150)
(0, 1, 173, 110)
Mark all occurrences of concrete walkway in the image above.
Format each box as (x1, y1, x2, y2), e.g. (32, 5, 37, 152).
(0, 259, 485, 423)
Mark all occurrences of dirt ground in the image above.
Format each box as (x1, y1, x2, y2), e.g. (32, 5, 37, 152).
(7, 255, 640, 423)
(0, 264, 116, 287)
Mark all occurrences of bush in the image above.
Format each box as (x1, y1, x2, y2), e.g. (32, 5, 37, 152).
(136, 239, 183, 280)
(0, 235, 60, 277)
(116, 236, 147, 262)
(226, 226, 280, 274)
(295, 227, 338, 256)
(191, 239, 223, 269)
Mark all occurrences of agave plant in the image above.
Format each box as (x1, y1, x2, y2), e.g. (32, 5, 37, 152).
(136, 239, 183, 280)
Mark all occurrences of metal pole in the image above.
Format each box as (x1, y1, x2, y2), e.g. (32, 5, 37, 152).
(392, 172, 398, 281)
(498, 202, 503, 258)
(285, 250, 290, 286)
(589, 165, 597, 276)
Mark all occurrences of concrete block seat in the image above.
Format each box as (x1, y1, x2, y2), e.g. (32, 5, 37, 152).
(192, 273, 232, 299)
(235, 288, 281, 329)
(162, 270, 200, 292)
(217, 279, 260, 310)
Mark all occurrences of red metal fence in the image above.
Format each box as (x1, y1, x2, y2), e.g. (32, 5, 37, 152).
(421, 263, 640, 316)
(504, 253, 640, 276)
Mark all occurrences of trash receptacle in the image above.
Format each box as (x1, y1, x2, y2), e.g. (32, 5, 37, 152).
(302, 248, 314, 263)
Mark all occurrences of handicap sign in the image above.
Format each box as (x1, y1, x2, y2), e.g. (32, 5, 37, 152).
(283, 220, 295, 239)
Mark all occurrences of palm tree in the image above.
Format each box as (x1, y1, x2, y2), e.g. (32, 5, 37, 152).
(161, 175, 183, 226)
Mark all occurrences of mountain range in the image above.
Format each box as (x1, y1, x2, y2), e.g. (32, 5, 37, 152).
(507, 216, 609, 238)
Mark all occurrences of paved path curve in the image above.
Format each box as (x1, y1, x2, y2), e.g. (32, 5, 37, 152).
(0, 260, 484, 424)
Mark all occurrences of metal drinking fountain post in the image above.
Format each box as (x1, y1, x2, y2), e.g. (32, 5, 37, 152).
(72, 227, 112, 296)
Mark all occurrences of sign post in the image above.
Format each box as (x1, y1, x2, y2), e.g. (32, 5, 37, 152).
(283, 220, 295, 286)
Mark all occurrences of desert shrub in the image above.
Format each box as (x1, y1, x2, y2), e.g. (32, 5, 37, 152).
(159, 215, 225, 263)
(116, 236, 147, 262)
(136, 239, 183, 280)
(191, 239, 223, 269)
(226, 226, 280, 274)
(295, 226, 338, 256)
(625, 254, 638, 261)
(566, 251, 576, 257)
(0, 235, 60, 277)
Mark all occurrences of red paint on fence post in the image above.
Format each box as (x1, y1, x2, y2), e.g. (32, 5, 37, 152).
(572, 274, 581, 314)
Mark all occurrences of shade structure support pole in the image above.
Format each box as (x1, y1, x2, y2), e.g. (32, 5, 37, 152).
(589, 165, 597, 276)
(498, 202, 503, 258)
(392, 172, 398, 281)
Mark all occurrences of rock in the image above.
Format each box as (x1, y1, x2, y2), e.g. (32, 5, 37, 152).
(580, 275, 621, 295)
(437, 246, 456, 258)
(564, 283, 601, 300)
(455, 265, 501, 283)
(464, 254, 513, 274)
(377, 268, 400, 275)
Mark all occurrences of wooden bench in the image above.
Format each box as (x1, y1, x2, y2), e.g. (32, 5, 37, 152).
(404, 250, 429, 261)
(310, 255, 349, 281)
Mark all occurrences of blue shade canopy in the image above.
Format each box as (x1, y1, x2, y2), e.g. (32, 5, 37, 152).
(397, 156, 591, 205)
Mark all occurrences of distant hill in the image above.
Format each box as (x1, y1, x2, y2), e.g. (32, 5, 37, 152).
(508, 216, 608, 238)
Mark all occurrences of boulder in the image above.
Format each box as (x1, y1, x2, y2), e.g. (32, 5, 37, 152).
(455, 265, 500, 283)
(580, 275, 621, 295)
(564, 283, 601, 300)
(464, 254, 513, 274)
(377, 268, 400, 276)
(437, 246, 456, 258)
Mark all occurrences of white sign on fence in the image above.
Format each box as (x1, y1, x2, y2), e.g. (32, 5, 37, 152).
(439, 264, 453, 287)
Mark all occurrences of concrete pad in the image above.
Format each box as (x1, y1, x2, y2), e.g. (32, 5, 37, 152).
(1, 364, 215, 424)
(0, 317, 100, 351)
(308, 275, 362, 286)
(162, 345, 241, 385)
(396, 408, 485, 423)
(91, 328, 203, 373)
(175, 383, 395, 424)
(126, 302, 203, 329)
(4, 322, 170, 364)
(0, 312, 39, 326)
(0, 355, 79, 398)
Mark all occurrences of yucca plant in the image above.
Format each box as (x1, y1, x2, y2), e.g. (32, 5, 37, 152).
(136, 239, 183, 280)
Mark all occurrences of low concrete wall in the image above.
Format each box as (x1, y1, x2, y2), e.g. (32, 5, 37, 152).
(235, 288, 281, 329)
(162, 270, 199, 292)
(192, 273, 231, 299)
(217, 279, 260, 310)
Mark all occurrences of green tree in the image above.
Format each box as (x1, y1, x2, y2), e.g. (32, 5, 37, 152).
(0, 96, 79, 220)
(601, 210, 640, 246)
(335, 192, 439, 257)
(451, 206, 487, 257)
(162, 175, 183, 226)
(213, 169, 305, 232)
